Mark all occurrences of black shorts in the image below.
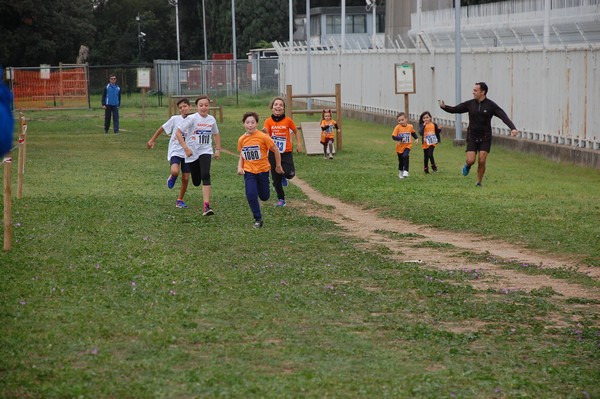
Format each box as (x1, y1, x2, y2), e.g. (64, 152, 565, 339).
(466, 135, 492, 153)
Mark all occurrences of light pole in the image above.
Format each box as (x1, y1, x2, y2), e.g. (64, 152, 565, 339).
(136, 13, 141, 60)
(232, 0, 238, 103)
(168, 0, 182, 95)
(366, 0, 376, 49)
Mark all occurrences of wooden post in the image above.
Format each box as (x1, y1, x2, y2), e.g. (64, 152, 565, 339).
(404, 93, 409, 122)
(286, 84, 293, 120)
(3, 155, 12, 251)
(20, 112, 27, 173)
(17, 134, 25, 199)
(335, 83, 342, 151)
(141, 88, 146, 129)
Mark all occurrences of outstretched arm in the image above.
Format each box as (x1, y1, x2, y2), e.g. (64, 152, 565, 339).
(147, 126, 165, 148)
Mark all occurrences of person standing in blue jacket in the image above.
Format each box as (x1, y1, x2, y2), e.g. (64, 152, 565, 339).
(102, 74, 121, 134)
(0, 67, 14, 156)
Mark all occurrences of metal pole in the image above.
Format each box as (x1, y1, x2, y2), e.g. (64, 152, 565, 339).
(289, 0, 293, 88)
(175, 1, 181, 95)
(306, 0, 312, 109)
(454, 0, 462, 141)
(202, 0, 208, 61)
(136, 14, 141, 60)
(372, 2, 376, 49)
(202, 0, 208, 93)
(232, 0, 238, 104)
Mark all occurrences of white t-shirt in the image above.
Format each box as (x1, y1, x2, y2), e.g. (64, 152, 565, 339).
(177, 113, 219, 163)
(162, 115, 186, 161)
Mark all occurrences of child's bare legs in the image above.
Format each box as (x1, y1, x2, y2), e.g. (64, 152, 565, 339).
(179, 172, 189, 200)
(170, 163, 180, 179)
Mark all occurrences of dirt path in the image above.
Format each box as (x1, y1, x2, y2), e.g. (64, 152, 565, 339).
(289, 176, 600, 303)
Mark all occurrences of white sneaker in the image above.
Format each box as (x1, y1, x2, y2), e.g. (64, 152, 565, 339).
(399, 171, 404, 179)
(402, 171, 409, 177)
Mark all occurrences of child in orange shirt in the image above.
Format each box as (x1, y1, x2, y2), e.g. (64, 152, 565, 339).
(238, 112, 283, 228)
(319, 109, 340, 159)
(262, 97, 302, 207)
(391, 112, 418, 179)
(418, 111, 442, 173)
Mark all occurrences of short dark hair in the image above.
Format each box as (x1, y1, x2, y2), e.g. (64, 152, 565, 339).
(195, 95, 210, 105)
(396, 112, 406, 119)
(242, 111, 259, 123)
(176, 98, 190, 106)
(476, 82, 488, 95)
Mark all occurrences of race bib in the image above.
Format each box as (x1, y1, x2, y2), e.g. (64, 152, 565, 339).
(199, 133, 211, 144)
(425, 135, 438, 145)
(272, 136, 287, 152)
(400, 133, 410, 143)
(242, 145, 261, 161)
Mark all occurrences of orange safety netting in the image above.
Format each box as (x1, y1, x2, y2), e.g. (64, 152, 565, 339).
(12, 67, 89, 109)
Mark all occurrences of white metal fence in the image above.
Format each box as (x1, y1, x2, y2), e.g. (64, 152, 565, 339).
(273, 0, 600, 150)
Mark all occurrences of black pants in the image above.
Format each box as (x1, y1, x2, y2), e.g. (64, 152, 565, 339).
(397, 149, 410, 172)
(423, 147, 436, 169)
(268, 151, 295, 200)
(189, 154, 212, 186)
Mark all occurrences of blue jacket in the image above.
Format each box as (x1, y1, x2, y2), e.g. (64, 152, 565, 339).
(102, 83, 121, 107)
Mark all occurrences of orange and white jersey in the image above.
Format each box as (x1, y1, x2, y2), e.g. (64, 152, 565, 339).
(263, 116, 297, 153)
(238, 131, 275, 174)
(321, 119, 337, 140)
(392, 123, 415, 153)
(421, 122, 439, 149)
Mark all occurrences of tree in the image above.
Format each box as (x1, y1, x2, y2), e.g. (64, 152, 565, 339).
(0, 0, 97, 67)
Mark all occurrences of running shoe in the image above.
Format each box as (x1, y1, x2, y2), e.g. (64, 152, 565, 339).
(402, 171, 409, 178)
(424, 167, 430, 174)
(253, 219, 263, 228)
(399, 170, 404, 179)
(462, 164, 471, 176)
(281, 177, 288, 187)
(202, 205, 215, 216)
(476, 182, 482, 187)
(276, 199, 286, 207)
(176, 199, 188, 208)
(167, 175, 177, 189)
(328, 153, 334, 159)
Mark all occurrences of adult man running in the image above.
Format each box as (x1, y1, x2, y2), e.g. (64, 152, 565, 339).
(439, 82, 519, 186)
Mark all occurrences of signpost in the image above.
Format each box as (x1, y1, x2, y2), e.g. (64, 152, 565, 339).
(137, 68, 151, 127)
(394, 62, 416, 118)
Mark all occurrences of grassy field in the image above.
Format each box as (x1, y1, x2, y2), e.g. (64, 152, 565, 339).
(1, 94, 599, 398)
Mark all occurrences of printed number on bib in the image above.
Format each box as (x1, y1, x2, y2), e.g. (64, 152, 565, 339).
(199, 134, 211, 145)
(400, 133, 410, 143)
(425, 135, 438, 145)
(242, 145, 261, 161)
(273, 136, 286, 152)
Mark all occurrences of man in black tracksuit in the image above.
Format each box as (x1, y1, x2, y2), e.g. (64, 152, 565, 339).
(439, 82, 519, 186)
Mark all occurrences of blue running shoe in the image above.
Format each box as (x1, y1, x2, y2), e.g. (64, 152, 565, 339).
(462, 164, 471, 176)
(176, 199, 188, 208)
(167, 175, 177, 189)
(281, 177, 288, 187)
(276, 199, 286, 207)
